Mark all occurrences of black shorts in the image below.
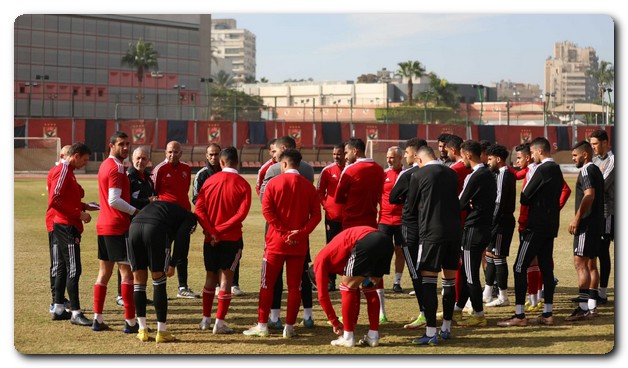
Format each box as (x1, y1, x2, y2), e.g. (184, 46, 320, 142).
(573, 225, 601, 258)
(378, 223, 405, 246)
(344, 231, 393, 278)
(98, 234, 130, 263)
(418, 239, 460, 273)
(461, 226, 490, 252)
(128, 223, 170, 273)
(401, 223, 419, 248)
(489, 226, 515, 257)
(203, 239, 243, 273)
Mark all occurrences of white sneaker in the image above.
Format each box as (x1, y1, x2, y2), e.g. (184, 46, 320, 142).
(331, 336, 355, 347)
(409, 290, 416, 296)
(198, 319, 211, 330)
(243, 325, 269, 337)
(213, 324, 234, 334)
(486, 298, 510, 307)
(482, 295, 493, 304)
(231, 286, 245, 296)
(283, 326, 297, 338)
(358, 334, 380, 347)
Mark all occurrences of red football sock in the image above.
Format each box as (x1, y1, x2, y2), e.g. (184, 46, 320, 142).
(216, 290, 232, 320)
(93, 283, 107, 314)
(362, 286, 380, 331)
(339, 282, 359, 332)
(121, 278, 135, 320)
(202, 287, 215, 318)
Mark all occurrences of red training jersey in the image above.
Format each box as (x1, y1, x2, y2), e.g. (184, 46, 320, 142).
(450, 159, 472, 194)
(379, 167, 403, 226)
(262, 171, 321, 256)
(314, 226, 378, 328)
(194, 168, 252, 243)
(152, 159, 192, 211)
(316, 163, 344, 222)
(97, 156, 132, 235)
(46, 162, 85, 232)
(47, 161, 87, 233)
(255, 158, 276, 196)
(334, 158, 384, 229)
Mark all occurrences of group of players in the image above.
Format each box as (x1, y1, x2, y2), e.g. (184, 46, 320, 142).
(45, 128, 614, 347)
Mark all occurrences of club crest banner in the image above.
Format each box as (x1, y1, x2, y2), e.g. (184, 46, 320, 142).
(520, 129, 532, 143)
(288, 126, 302, 146)
(366, 126, 378, 140)
(208, 125, 221, 143)
(132, 124, 146, 144)
(43, 123, 57, 138)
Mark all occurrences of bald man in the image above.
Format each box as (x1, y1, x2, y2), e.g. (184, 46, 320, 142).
(152, 141, 197, 298)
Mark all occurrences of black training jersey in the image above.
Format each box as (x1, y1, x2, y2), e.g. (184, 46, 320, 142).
(407, 161, 461, 243)
(521, 159, 564, 237)
(459, 164, 496, 229)
(575, 162, 605, 231)
(389, 164, 420, 225)
(492, 166, 516, 229)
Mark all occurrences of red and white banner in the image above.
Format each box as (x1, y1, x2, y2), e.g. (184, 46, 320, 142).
(208, 124, 221, 143)
(132, 124, 146, 144)
(288, 126, 302, 147)
(43, 123, 57, 138)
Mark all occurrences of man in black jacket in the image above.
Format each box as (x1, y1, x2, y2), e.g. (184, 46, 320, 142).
(483, 144, 516, 307)
(498, 137, 565, 327)
(388, 137, 428, 329)
(128, 200, 198, 343)
(115, 146, 158, 307)
(407, 145, 461, 345)
(455, 140, 496, 328)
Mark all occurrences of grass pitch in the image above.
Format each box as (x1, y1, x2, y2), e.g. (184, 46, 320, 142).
(13, 174, 614, 355)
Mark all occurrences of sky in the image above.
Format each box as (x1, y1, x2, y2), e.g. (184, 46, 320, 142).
(213, 13, 614, 89)
(1, 1, 624, 367)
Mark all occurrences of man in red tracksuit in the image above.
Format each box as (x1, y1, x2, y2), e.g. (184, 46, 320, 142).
(194, 147, 252, 334)
(335, 137, 384, 229)
(313, 226, 394, 348)
(48, 142, 94, 326)
(244, 149, 321, 338)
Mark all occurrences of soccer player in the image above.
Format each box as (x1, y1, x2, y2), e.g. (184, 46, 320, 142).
(483, 144, 516, 307)
(313, 226, 394, 348)
(152, 141, 197, 299)
(48, 142, 94, 326)
(454, 140, 496, 327)
(255, 138, 277, 196)
(498, 137, 564, 327)
(590, 129, 614, 304)
(317, 143, 345, 292)
(510, 143, 571, 312)
(335, 137, 384, 229)
(92, 131, 139, 333)
(444, 134, 472, 314)
(46, 144, 72, 314)
(406, 145, 461, 344)
(565, 141, 604, 322)
(194, 147, 252, 334)
(379, 146, 405, 294)
(128, 200, 198, 343)
(389, 137, 428, 329)
(437, 133, 453, 167)
(244, 149, 321, 338)
(115, 146, 157, 307)
(259, 136, 316, 329)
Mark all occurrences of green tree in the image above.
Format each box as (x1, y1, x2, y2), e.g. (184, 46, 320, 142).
(121, 37, 159, 119)
(212, 70, 235, 89)
(428, 72, 460, 109)
(356, 73, 379, 83)
(395, 60, 426, 105)
(586, 60, 614, 102)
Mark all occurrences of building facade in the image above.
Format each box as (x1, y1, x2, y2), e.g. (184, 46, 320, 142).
(211, 19, 256, 84)
(544, 41, 599, 105)
(14, 14, 220, 121)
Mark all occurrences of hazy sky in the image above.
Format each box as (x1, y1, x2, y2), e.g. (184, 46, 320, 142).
(214, 13, 614, 88)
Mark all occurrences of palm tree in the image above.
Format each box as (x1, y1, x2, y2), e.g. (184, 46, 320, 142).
(428, 72, 459, 109)
(121, 38, 159, 119)
(586, 60, 614, 102)
(212, 70, 235, 89)
(395, 60, 426, 105)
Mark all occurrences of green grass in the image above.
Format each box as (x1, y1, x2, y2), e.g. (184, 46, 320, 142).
(13, 174, 614, 355)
